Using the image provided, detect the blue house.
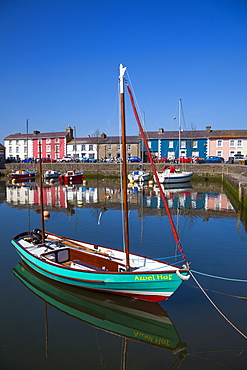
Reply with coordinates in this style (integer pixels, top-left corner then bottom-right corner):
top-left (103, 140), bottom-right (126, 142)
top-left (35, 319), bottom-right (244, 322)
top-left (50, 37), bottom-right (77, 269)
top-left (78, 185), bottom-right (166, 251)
top-left (140, 127), bottom-right (208, 161)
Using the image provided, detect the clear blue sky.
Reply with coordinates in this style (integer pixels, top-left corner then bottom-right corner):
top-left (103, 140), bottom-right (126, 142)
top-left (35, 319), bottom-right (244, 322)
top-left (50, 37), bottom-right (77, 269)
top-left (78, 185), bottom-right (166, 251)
top-left (1, 0), bottom-right (247, 142)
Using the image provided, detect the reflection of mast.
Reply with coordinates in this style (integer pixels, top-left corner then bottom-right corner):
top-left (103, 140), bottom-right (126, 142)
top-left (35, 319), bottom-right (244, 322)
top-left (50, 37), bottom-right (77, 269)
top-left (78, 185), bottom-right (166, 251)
top-left (44, 302), bottom-right (48, 358)
top-left (121, 338), bottom-right (128, 370)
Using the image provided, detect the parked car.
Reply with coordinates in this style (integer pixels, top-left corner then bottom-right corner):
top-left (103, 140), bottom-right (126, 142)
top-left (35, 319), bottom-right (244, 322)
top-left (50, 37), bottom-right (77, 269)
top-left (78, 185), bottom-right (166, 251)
top-left (194, 157), bottom-right (205, 164)
top-left (204, 156), bottom-right (224, 163)
top-left (152, 157), bottom-right (168, 162)
top-left (228, 154), bottom-right (247, 164)
top-left (81, 157), bottom-right (89, 162)
top-left (61, 156), bottom-right (73, 162)
top-left (88, 158), bottom-right (97, 163)
top-left (128, 157), bottom-right (142, 163)
top-left (175, 157), bottom-right (193, 163)
top-left (41, 158), bottom-right (56, 163)
top-left (22, 158), bottom-right (34, 163)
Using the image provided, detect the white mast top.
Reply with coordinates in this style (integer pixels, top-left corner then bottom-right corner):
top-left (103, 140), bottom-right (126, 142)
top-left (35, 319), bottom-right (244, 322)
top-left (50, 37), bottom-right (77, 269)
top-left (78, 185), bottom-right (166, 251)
top-left (119, 64), bottom-right (126, 94)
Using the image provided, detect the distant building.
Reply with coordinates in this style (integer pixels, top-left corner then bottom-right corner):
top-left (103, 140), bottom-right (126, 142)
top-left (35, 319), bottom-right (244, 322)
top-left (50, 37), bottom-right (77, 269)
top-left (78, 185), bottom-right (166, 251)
top-left (4, 126), bottom-right (73, 161)
top-left (0, 143), bottom-right (5, 166)
top-left (143, 127), bottom-right (207, 160)
top-left (98, 132), bottom-right (139, 160)
top-left (67, 136), bottom-right (98, 159)
top-left (142, 126), bottom-right (247, 161)
top-left (67, 132), bottom-right (140, 161)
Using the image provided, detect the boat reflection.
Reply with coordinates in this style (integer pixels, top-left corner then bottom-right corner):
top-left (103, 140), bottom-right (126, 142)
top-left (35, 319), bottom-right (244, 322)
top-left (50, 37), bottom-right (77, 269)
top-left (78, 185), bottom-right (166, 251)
top-left (13, 261), bottom-right (186, 354)
top-left (6, 181), bottom-right (235, 215)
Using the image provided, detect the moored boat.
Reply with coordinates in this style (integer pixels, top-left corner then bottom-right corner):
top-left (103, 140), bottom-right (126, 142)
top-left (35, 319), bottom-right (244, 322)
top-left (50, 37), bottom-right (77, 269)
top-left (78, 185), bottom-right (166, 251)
top-left (43, 170), bottom-right (60, 179)
top-left (8, 169), bottom-right (36, 180)
top-left (128, 168), bottom-right (150, 182)
top-left (59, 170), bottom-right (85, 184)
top-left (156, 165), bottom-right (193, 184)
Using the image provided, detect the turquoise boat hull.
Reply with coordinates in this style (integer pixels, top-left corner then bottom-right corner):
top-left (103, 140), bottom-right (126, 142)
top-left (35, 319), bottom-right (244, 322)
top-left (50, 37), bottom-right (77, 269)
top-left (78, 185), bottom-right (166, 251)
top-left (11, 231), bottom-right (189, 302)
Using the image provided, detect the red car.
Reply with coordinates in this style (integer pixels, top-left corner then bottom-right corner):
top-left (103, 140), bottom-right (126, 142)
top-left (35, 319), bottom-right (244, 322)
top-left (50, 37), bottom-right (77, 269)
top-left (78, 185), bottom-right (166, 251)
top-left (41, 158), bottom-right (56, 163)
top-left (175, 157), bottom-right (193, 163)
top-left (152, 157), bottom-right (168, 162)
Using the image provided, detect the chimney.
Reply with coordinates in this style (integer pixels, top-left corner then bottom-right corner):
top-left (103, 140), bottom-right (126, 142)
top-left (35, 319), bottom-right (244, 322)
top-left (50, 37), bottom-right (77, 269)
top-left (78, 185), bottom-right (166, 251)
top-left (101, 132), bottom-right (106, 139)
top-left (33, 130), bottom-right (40, 135)
top-left (206, 126), bottom-right (212, 133)
top-left (66, 125), bottom-right (73, 141)
top-left (158, 128), bottom-right (164, 133)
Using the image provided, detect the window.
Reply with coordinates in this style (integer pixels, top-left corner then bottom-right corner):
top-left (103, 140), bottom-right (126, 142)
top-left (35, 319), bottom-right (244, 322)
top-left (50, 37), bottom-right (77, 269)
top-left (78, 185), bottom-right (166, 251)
top-left (16, 147), bottom-right (19, 153)
top-left (89, 153), bottom-right (95, 159)
top-left (9, 147), bottom-right (12, 153)
top-left (127, 144), bottom-right (131, 151)
top-left (46, 138), bottom-right (51, 143)
top-left (169, 141), bottom-right (173, 148)
top-left (237, 139), bottom-right (243, 147)
top-left (24, 146), bottom-right (27, 153)
top-left (55, 145), bottom-right (59, 152)
top-left (81, 144), bottom-right (85, 151)
top-left (24, 140), bottom-right (27, 145)
top-left (217, 151), bottom-right (222, 157)
top-left (16, 140), bottom-right (19, 145)
top-left (55, 138), bottom-right (59, 143)
top-left (192, 140), bottom-right (198, 148)
top-left (117, 144), bottom-right (121, 151)
top-left (108, 145), bottom-right (112, 151)
top-left (46, 145), bottom-right (51, 152)
top-left (192, 151), bottom-right (199, 157)
top-left (89, 144), bottom-right (93, 151)
top-left (229, 150), bottom-right (235, 157)
top-left (38, 139), bottom-right (42, 144)
top-left (181, 141), bottom-right (186, 148)
top-left (229, 139), bottom-right (235, 147)
top-left (9, 140), bottom-right (12, 145)
top-left (217, 140), bottom-right (223, 147)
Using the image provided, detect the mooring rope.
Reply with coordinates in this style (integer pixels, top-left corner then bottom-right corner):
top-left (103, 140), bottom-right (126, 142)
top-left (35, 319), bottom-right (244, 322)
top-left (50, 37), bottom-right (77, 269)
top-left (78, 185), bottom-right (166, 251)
top-left (191, 270), bottom-right (247, 283)
top-left (189, 271), bottom-right (247, 340)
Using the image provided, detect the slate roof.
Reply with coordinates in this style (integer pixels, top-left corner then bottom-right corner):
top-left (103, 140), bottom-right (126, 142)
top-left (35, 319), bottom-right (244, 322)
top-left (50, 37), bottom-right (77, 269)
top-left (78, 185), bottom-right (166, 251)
top-left (4, 131), bottom-right (68, 140)
top-left (68, 135), bottom-right (139, 145)
top-left (145, 129), bottom-right (247, 140)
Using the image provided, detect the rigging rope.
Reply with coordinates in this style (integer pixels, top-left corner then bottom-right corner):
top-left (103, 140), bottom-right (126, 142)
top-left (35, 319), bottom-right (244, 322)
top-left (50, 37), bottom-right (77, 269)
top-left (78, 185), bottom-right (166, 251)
top-left (191, 270), bottom-right (247, 283)
top-left (126, 82), bottom-right (187, 263)
top-left (190, 271), bottom-right (247, 340)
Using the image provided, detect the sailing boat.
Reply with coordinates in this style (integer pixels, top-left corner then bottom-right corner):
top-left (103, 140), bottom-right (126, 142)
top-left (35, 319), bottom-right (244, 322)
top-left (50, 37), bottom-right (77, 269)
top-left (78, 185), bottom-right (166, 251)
top-left (157, 100), bottom-right (193, 184)
top-left (11, 64), bottom-right (190, 303)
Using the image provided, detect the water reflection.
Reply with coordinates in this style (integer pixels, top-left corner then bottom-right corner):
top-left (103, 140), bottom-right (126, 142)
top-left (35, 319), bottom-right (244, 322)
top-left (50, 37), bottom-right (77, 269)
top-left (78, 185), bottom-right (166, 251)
top-left (5, 180), bottom-right (235, 215)
top-left (14, 261), bottom-right (186, 360)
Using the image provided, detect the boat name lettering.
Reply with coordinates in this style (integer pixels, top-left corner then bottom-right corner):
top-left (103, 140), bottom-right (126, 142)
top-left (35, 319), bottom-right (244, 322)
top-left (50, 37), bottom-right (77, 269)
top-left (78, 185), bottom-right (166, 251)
top-left (134, 331), bottom-right (154, 342)
top-left (134, 274), bottom-right (173, 281)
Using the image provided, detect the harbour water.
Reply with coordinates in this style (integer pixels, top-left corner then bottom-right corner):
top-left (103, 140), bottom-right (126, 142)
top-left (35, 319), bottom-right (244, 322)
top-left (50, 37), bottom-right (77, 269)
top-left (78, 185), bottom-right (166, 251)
top-left (0, 178), bottom-right (246, 369)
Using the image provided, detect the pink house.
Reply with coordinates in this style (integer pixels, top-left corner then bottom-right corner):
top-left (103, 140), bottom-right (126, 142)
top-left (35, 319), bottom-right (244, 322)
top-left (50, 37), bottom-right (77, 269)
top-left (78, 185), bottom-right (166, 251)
top-left (32, 126), bottom-right (73, 160)
top-left (206, 127), bottom-right (247, 160)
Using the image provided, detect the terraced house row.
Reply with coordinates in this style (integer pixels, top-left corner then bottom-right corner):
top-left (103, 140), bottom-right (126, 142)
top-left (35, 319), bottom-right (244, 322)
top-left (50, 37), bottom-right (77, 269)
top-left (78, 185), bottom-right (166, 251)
top-left (3, 125), bottom-right (247, 162)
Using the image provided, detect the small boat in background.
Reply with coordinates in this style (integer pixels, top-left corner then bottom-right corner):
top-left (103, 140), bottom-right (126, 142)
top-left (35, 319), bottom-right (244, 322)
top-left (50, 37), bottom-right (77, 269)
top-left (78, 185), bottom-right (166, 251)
top-left (43, 170), bottom-right (60, 180)
top-left (157, 165), bottom-right (193, 184)
top-left (8, 169), bottom-right (36, 180)
top-left (128, 168), bottom-right (150, 182)
top-left (59, 170), bottom-right (85, 184)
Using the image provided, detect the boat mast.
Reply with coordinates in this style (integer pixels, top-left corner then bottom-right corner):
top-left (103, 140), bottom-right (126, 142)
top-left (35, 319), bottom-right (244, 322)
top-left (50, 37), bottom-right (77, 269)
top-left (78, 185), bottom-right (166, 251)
top-left (39, 145), bottom-right (45, 244)
top-left (119, 64), bottom-right (130, 269)
top-left (178, 99), bottom-right (182, 160)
